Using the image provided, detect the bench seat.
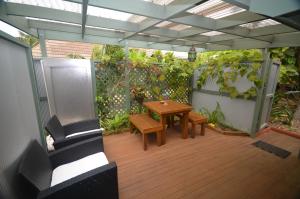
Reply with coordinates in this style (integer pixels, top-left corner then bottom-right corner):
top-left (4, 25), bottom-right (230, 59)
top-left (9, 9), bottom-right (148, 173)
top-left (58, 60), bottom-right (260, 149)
top-left (129, 114), bottom-right (163, 150)
top-left (175, 111), bottom-right (207, 138)
top-left (188, 111), bottom-right (207, 138)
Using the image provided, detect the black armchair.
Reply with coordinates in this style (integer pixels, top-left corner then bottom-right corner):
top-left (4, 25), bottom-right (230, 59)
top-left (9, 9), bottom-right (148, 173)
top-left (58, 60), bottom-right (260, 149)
top-left (18, 137), bottom-right (119, 199)
top-left (45, 115), bottom-right (104, 150)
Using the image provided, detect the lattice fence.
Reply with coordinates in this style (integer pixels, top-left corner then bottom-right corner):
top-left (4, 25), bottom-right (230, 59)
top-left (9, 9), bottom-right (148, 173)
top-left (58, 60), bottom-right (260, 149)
top-left (95, 63), bottom-right (190, 119)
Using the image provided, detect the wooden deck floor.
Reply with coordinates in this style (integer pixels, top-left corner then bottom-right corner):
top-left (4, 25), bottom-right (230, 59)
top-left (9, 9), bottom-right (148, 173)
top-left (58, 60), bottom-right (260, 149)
top-left (104, 126), bottom-right (300, 199)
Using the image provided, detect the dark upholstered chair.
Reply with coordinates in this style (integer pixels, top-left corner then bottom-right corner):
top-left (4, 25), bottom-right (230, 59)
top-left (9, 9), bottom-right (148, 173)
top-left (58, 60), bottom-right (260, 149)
top-left (18, 137), bottom-right (118, 199)
top-left (45, 115), bottom-right (103, 150)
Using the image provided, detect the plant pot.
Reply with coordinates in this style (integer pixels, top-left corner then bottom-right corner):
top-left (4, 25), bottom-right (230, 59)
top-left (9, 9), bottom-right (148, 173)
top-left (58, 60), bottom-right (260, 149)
top-left (135, 96), bottom-right (144, 104)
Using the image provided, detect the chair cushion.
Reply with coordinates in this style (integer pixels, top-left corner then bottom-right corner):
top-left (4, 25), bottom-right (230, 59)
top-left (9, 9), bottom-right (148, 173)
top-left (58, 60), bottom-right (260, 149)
top-left (19, 140), bottom-right (52, 191)
top-left (51, 152), bottom-right (109, 187)
top-left (45, 115), bottom-right (65, 141)
top-left (65, 129), bottom-right (101, 138)
top-left (46, 135), bottom-right (55, 151)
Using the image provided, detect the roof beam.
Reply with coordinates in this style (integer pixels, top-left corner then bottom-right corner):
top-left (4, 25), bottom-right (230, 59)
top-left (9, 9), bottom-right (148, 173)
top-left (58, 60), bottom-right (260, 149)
top-left (27, 19), bottom-right (193, 47)
top-left (5, 2), bottom-right (139, 32)
top-left (5, 2), bottom-right (280, 45)
top-left (0, 3), bottom-right (37, 36)
top-left (41, 29), bottom-right (204, 52)
top-left (81, 0), bottom-right (88, 38)
top-left (121, 0), bottom-right (208, 40)
top-left (67, 0), bottom-right (167, 19)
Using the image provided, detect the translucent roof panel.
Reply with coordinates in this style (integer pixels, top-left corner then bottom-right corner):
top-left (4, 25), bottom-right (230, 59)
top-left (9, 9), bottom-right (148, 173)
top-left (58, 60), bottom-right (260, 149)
top-left (143, 0), bottom-right (175, 6)
top-left (6, 0), bottom-right (81, 13)
top-left (187, 0), bottom-right (245, 19)
top-left (128, 16), bottom-right (148, 23)
top-left (240, 19), bottom-right (280, 29)
top-left (87, 6), bottom-right (132, 21)
top-left (155, 21), bottom-right (172, 28)
top-left (0, 20), bottom-right (24, 37)
top-left (201, 31), bottom-right (224, 36)
top-left (155, 21), bottom-right (191, 31)
top-left (169, 24), bottom-right (192, 31)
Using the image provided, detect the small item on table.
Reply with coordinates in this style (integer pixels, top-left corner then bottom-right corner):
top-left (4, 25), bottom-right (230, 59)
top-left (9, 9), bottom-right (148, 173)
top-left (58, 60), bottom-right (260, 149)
top-left (160, 101), bottom-right (168, 105)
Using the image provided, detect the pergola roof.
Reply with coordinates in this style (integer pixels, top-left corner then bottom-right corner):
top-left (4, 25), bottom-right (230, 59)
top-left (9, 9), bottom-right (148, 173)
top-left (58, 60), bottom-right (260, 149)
top-left (1, 0), bottom-right (300, 51)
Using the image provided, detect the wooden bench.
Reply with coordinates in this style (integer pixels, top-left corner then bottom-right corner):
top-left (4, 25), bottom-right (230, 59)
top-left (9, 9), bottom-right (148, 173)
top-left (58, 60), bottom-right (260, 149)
top-left (129, 114), bottom-right (163, 150)
top-left (188, 111), bottom-right (207, 138)
top-left (175, 111), bottom-right (207, 138)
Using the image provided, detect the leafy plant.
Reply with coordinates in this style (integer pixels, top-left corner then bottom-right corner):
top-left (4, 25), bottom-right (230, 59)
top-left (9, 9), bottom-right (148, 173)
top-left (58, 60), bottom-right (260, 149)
top-left (199, 102), bottom-right (225, 125)
top-left (18, 32), bottom-right (39, 47)
top-left (196, 49), bottom-right (263, 99)
top-left (129, 49), bottom-right (148, 67)
top-left (270, 47), bottom-right (299, 89)
top-left (91, 45), bottom-right (104, 61)
top-left (92, 44), bottom-right (124, 66)
top-left (67, 53), bottom-right (85, 59)
top-left (102, 113), bottom-right (129, 133)
top-left (270, 93), bottom-right (298, 125)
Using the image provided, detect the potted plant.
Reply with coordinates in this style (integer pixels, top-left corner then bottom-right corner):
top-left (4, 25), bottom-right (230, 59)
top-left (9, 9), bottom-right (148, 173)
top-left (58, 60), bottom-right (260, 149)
top-left (131, 86), bottom-right (147, 105)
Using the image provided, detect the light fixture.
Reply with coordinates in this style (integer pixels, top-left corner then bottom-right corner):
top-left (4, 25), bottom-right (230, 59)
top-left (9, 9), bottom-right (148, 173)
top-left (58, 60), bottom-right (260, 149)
top-left (188, 46), bottom-right (196, 62)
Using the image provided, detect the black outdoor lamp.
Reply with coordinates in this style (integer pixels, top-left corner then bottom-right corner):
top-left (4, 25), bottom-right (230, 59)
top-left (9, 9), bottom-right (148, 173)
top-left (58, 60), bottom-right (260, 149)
top-left (188, 45), bottom-right (196, 62)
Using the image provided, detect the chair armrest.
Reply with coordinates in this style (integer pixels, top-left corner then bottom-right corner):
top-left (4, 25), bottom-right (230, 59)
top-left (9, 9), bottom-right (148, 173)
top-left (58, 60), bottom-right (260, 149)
top-left (63, 118), bottom-right (100, 135)
top-left (53, 131), bottom-right (103, 150)
top-left (38, 162), bottom-right (118, 199)
top-left (50, 137), bottom-right (104, 168)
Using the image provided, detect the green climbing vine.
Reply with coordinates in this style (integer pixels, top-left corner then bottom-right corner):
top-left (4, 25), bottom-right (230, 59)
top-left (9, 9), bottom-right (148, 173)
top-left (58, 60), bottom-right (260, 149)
top-left (196, 49), bottom-right (263, 99)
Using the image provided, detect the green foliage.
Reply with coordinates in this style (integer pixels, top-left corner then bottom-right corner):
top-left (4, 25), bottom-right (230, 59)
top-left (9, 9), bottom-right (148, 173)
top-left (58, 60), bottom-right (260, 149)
top-left (102, 113), bottom-right (129, 134)
top-left (270, 93), bottom-right (297, 125)
top-left (95, 49), bottom-right (195, 133)
top-left (129, 49), bottom-right (148, 67)
top-left (18, 32), bottom-right (39, 47)
top-left (196, 49), bottom-right (263, 99)
top-left (91, 44), bottom-right (124, 65)
top-left (91, 45), bottom-right (104, 61)
top-left (105, 45), bottom-right (125, 65)
top-left (270, 47), bottom-right (299, 88)
top-left (199, 102), bottom-right (225, 124)
top-left (66, 53), bottom-right (85, 59)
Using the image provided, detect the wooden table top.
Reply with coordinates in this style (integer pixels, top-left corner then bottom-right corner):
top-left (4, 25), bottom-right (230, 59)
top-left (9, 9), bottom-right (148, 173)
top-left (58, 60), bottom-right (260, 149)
top-left (143, 100), bottom-right (192, 115)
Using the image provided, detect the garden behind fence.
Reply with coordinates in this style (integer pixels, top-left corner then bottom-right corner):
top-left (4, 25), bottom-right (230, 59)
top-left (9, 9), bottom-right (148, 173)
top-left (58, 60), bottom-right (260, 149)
top-left (95, 62), bottom-right (191, 120)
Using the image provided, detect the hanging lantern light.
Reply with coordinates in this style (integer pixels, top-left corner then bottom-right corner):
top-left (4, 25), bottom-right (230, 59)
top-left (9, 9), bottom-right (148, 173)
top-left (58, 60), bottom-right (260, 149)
top-left (188, 46), bottom-right (196, 62)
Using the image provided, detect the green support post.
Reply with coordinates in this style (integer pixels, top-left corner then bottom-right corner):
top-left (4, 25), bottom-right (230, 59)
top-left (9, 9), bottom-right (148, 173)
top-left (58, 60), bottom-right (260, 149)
top-left (38, 29), bottom-right (47, 57)
top-left (124, 40), bottom-right (131, 113)
top-left (250, 48), bottom-right (271, 137)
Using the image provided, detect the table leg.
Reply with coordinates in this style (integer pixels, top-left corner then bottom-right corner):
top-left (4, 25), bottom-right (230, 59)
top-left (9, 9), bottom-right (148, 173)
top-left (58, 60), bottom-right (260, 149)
top-left (182, 112), bottom-right (189, 139)
top-left (156, 131), bottom-right (162, 146)
top-left (160, 115), bottom-right (167, 144)
top-left (166, 116), bottom-right (171, 128)
top-left (147, 109), bottom-right (152, 117)
top-left (129, 122), bottom-right (134, 134)
top-left (170, 115), bottom-right (175, 127)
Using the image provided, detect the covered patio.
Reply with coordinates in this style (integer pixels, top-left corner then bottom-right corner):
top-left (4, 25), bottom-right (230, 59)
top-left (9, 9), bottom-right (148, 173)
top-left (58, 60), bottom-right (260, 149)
top-left (105, 127), bottom-right (300, 199)
top-left (1, 0), bottom-right (300, 198)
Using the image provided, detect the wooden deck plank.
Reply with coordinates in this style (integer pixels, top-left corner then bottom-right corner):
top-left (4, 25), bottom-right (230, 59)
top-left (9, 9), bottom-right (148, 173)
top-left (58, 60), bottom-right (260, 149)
top-left (104, 127), bottom-right (300, 199)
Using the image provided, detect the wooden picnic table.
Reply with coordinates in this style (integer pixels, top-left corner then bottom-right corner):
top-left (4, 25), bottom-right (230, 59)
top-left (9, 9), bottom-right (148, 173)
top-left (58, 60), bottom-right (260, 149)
top-left (143, 100), bottom-right (192, 144)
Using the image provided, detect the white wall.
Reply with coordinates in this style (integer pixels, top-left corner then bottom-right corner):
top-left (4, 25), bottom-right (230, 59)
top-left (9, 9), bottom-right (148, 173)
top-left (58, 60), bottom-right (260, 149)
top-left (192, 68), bottom-right (257, 133)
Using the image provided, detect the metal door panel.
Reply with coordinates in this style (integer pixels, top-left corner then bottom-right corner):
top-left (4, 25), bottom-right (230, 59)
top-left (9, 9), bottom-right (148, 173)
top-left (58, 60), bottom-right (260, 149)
top-left (42, 59), bottom-right (95, 125)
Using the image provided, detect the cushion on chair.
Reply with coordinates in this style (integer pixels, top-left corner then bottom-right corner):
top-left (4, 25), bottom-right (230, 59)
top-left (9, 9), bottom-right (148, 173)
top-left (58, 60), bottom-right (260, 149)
top-left (51, 152), bottom-right (109, 187)
top-left (65, 128), bottom-right (101, 138)
top-left (45, 115), bottom-right (65, 141)
top-left (19, 140), bottom-right (52, 191)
